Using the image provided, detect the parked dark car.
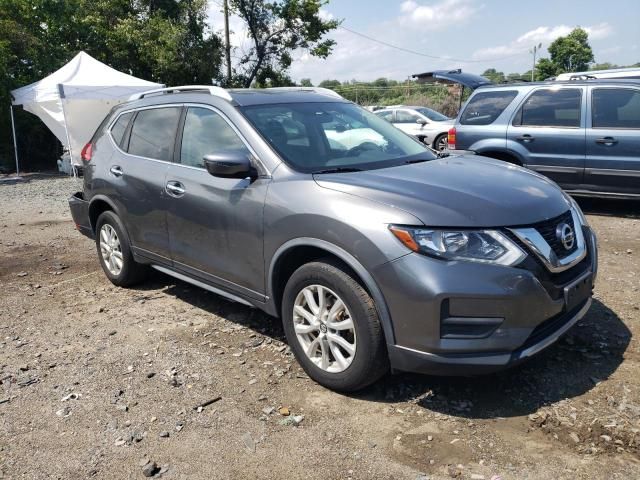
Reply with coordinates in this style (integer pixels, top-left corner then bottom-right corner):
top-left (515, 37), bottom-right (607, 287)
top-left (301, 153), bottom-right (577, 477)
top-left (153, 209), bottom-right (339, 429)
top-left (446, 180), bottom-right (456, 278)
top-left (69, 85), bottom-right (597, 391)
top-left (448, 79), bottom-right (640, 198)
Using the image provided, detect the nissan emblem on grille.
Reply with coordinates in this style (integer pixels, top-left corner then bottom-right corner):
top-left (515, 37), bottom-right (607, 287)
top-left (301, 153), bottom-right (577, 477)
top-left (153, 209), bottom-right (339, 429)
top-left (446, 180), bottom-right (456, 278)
top-left (556, 223), bottom-right (575, 250)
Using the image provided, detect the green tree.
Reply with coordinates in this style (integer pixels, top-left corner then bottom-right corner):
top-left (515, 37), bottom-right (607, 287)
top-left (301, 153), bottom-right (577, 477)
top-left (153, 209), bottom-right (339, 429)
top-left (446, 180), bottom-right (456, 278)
top-left (299, 78), bottom-right (313, 87)
top-left (535, 57), bottom-right (558, 80)
top-left (481, 68), bottom-right (505, 83)
top-left (230, 0), bottom-right (339, 87)
top-left (548, 27), bottom-right (594, 72)
top-left (318, 79), bottom-right (341, 89)
top-left (0, 0), bottom-right (223, 171)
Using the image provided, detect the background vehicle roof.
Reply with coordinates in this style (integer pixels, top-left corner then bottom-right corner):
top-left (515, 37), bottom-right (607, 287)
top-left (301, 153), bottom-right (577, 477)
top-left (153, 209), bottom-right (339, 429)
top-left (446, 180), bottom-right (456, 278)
top-left (476, 78), bottom-right (640, 90)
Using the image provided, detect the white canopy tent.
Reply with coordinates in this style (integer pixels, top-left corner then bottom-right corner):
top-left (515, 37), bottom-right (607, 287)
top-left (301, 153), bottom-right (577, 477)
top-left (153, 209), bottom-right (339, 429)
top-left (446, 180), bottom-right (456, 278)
top-left (10, 51), bottom-right (163, 168)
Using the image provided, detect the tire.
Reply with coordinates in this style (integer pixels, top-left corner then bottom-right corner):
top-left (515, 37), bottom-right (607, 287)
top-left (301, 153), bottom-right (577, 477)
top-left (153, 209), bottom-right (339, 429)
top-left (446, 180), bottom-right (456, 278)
top-left (433, 133), bottom-right (448, 151)
top-left (95, 211), bottom-right (147, 287)
top-left (281, 259), bottom-right (389, 391)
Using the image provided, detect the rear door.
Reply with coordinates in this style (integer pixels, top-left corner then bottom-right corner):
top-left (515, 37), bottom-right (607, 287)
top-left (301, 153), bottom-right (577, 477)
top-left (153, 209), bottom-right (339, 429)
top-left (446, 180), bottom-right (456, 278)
top-left (111, 106), bottom-right (181, 262)
top-left (506, 87), bottom-right (586, 188)
top-left (165, 105), bottom-right (269, 298)
top-left (585, 86), bottom-right (640, 195)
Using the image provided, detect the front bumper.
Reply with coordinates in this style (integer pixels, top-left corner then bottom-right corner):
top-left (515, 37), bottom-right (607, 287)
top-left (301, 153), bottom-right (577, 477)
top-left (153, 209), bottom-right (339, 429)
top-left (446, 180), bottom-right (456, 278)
top-left (374, 226), bottom-right (597, 375)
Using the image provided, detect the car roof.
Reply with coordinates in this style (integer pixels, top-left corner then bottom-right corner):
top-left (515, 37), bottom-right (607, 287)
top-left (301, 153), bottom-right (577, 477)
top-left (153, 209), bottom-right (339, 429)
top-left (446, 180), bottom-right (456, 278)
top-left (227, 89), bottom-right (349, 106)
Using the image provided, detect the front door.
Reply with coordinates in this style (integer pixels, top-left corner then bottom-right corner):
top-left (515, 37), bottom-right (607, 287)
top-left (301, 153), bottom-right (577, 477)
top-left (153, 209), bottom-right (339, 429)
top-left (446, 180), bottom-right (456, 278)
top-left (165, 106), bottom-right (269, 299)
top-left (585, 86), bottom-right (640, 195)
top-left (507, 87), bottom-right (586, 188)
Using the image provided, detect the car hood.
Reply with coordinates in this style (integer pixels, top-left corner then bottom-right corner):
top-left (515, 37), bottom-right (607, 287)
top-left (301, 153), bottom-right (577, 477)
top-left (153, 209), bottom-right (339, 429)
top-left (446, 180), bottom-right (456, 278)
top-left (313, 155), bottom-right (571, 227)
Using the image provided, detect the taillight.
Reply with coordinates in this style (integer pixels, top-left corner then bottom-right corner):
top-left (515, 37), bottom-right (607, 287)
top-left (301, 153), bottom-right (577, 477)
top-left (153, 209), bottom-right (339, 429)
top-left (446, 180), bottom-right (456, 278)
top-left (81, 142), bottom-right (93, 162)
top-left (447, 127), bottom-right (456, 150)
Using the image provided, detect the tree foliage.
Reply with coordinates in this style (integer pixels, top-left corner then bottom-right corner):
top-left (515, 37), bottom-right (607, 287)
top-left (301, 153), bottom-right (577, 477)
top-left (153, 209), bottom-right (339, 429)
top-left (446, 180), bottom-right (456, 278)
top-left (533, 27), bottom-right (594, 80)
top-left (229, 0), bottom-right (339, 87)
top-left (0, 0), bottom-right (221, 170)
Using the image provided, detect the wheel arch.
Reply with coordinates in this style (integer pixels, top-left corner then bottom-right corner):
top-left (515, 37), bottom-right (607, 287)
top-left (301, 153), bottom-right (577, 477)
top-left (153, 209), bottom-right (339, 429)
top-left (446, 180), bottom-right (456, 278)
top-left (267, 238), bottom-right (396, 345)
top-left (88, 195), bottom-right (121, 233)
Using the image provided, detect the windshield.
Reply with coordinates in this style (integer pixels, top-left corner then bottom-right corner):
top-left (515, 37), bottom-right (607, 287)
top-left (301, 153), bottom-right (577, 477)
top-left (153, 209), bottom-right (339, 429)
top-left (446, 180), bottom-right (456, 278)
top-left (415, 107), bottom-right (450, 122)
top-left (240, 102), bottom-right (434, 173)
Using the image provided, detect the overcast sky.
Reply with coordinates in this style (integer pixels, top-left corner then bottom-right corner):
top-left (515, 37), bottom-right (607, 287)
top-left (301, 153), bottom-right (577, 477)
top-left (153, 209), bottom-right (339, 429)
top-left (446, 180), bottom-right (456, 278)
top-left (208, 0), bottom-right (640, 84)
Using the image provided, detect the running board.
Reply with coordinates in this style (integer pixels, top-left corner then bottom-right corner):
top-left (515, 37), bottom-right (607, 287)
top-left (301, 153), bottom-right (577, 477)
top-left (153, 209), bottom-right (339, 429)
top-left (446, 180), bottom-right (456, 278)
top-left (151, 265), bottom-right (253, 307)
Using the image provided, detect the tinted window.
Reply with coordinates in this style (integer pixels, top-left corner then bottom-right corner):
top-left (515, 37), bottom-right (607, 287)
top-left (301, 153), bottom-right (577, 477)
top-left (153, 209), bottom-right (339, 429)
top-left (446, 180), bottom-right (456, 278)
top-left (128, 107), bottom-right (181, 161)
top-left (375, 110), bottom-right (394, 122)
top-left (180, 107), bottom-right (248, 169)
top-left (110, 112), bottom-right (133, 146)
top-left (395, 110), bottom-right (420, 123)
top-left (516, 88), bottom-right (581, 127)
top-left (460, 90), bottom-right (518, 125)
top-left (592, 88), bottom-right (640, 129)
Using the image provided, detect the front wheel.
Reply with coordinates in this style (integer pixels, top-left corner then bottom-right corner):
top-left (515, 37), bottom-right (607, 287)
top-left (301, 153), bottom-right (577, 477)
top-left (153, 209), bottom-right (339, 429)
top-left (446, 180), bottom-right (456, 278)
top-left (281, 259), bottom-right (389, 391)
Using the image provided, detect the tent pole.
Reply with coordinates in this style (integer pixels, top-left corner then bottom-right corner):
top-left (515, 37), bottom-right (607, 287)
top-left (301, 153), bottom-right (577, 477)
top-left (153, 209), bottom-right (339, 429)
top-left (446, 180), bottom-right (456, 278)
top-left (10, 104), bottom-right (19, 174)
top-left (57, 84), bottom-right (76, 178)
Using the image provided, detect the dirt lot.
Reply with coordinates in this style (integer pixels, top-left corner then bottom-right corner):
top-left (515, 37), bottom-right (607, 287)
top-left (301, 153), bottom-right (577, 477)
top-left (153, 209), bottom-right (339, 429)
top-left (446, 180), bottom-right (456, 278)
top-left (1, 175), bottom-right (639, 479)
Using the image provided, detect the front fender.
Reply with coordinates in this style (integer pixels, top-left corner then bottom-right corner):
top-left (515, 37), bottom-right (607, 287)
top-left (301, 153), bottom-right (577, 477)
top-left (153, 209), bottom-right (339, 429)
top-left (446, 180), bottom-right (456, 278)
top-left (266, 237), bottom-right (398, 345)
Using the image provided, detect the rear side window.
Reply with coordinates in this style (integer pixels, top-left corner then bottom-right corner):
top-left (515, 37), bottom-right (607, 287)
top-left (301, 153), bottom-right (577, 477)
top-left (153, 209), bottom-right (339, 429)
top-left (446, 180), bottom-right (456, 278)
top-left (460, 90), bottom-right (518, 125)
top-left (127, 107), bottom-right (181, 161)
top-left (179, 107), bottom-right (248, 169)
top-left (110, 112), bottom-right (133, 147)
top-left (514, 88), bottom-right (582, 128)
top-left (592, 88), bottom-right (640, 129)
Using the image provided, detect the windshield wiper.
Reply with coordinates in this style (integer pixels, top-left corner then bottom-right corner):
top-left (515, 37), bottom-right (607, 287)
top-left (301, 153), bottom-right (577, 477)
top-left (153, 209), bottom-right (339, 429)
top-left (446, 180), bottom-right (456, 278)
top-left (404, 157), bottom-right (431, 165)
top-left (313, 167), bottom-right (363, 174)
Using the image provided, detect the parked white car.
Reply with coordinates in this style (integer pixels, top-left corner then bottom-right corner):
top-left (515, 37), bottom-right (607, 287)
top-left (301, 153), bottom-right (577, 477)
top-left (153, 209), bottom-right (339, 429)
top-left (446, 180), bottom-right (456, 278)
top-left (375, 106), bottom-right (454, 151)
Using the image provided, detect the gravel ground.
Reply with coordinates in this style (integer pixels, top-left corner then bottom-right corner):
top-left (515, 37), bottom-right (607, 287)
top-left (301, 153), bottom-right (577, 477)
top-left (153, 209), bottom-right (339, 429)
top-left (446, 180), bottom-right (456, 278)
top-left (1, 174), bottom-right (639, 479)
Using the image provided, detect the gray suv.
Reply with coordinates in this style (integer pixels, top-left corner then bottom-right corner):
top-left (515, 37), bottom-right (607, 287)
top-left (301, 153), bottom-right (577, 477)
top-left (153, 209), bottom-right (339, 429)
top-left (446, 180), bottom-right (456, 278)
top-left (69, 86), bottom-right (598, 391)
top-left (450, 79), bottom-right (640, 198)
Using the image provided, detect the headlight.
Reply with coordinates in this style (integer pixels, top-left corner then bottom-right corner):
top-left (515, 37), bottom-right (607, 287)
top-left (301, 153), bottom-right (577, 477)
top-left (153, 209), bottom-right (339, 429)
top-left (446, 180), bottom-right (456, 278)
top-left (389, 225), bottom-right (526, 266)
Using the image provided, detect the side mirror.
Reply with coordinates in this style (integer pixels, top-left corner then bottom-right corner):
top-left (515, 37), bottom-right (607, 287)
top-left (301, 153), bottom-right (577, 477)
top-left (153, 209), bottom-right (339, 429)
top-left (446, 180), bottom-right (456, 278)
top-left (203, 153), bottom-right (253, 178)
top-left (416, 118), bottom-right (427, 125)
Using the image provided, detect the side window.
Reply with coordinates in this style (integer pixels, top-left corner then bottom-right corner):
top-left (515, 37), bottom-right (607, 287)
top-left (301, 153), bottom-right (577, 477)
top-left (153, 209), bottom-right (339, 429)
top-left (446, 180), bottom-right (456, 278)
top-left (180, 107), bottom-right (249, 169)
top-left (110, 112), bottom-right (133, 147)
top-left (395, 110), bottom-right (420, 123)
top-left (128, 107), bottom-right (181, 161)
top-left (515, 88), bottom-right (582, 128)
top-left (460, 90), bottom-right (518, 125)
top-left (592, 88), bottom-right (640, 129)
top-left (375, 111), bottom-right (394, 122)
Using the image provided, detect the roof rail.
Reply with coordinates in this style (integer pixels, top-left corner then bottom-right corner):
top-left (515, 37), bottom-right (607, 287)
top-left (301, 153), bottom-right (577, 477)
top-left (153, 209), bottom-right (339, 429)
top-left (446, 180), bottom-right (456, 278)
top-left (265, 87), bottom-right (343, 99)
top-left (128, 85), bottom-right (233, 102)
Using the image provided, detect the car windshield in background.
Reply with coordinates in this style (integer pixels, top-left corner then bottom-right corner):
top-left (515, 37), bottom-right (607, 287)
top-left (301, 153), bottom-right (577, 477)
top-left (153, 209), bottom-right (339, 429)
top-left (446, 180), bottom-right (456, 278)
top-left (240, 102), bottom-right (433, 173)
top-left (460, 90), bottom-right (518, 125)
top-left (415, 107), bottom-right (450, 122)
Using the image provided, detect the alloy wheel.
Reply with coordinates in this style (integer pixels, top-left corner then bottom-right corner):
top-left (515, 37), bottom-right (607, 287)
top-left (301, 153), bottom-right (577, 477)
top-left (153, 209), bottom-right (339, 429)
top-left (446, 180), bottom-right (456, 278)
top-left (99, 224), bottom-right (123, 276)
top-left (292, 284), bottom-right (356, 373)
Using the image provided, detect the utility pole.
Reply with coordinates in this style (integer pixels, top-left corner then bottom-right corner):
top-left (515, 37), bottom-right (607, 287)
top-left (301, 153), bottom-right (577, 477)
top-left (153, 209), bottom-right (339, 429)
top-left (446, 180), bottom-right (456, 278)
top-left (530, 43), bottom-right (542, 81)
top-left (224, 0), bottom-right (232, 85)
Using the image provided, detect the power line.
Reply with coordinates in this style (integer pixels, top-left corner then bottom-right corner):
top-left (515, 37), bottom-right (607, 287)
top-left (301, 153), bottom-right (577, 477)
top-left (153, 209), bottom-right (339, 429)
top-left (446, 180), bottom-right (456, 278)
top-left (338, 25), bottom-right (527, 64)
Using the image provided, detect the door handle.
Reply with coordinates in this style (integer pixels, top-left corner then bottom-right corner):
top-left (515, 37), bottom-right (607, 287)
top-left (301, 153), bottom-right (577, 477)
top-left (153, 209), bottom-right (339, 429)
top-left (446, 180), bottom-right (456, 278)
top-left (109, 165), bottom-right (123, 177)
top-left (165, 181), bottom-right (185, 197)
top-left (595, 137), bottom-right (618, 146)
top-left (516, 134), bottom-right (534, 142)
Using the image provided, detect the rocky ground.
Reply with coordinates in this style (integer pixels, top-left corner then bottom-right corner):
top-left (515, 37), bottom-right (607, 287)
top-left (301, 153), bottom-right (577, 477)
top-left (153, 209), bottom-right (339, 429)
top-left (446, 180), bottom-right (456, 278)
top-left (0, 174), bottom-right (639, 480)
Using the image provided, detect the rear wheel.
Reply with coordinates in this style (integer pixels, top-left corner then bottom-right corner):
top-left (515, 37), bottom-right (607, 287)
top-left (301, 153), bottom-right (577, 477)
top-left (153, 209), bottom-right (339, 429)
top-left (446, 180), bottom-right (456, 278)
top-left (95, 211), bottom-right (147, 287)
top-left (433, 133), bottom-right (448, 151)
top-left (282, 259), bottom-right (388, 391)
